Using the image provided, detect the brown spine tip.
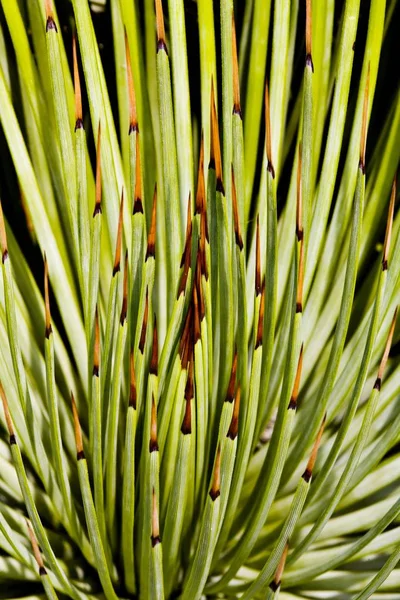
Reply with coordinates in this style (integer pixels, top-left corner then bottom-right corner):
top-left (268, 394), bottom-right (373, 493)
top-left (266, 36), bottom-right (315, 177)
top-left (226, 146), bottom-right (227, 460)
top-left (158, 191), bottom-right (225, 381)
top-left (225, 350), bottom-right (238, 403)
top-left (113, 189), bottom-right (124, 276)
top-left (71, 392), bottom-right (85, 460)
top-left (210, 79), bottom-right (224, 192)
top-left (265, 81), bottom-right (275, 178)
top-left (0, 200), bottom-right (8, 262)
top-left (182, 325), bottom-right (194, 371)
top-left (185, 192), bottom-right (192, 250)
top-left (373, 377), bottom-right (381, 391)
top-left (296, 237), bottom-right (305, 314)
top-left (209, 444), bottom-right (221, 501)
top-left (375, 306), bottom-right (398, 386)
top-left (124, 30), bottom-right (138, 134)
top-left (200, 211), bottom-right (209, 279)
top-left (177, 229), bottom-right (192, 299)
top-left (20, 189), bottom-right (35, 241)
top-left (382, 175), bottom-right (396, 271)
top-left (296, 143), bottom-right (303, 241)
top-left (150, 315), bottom-right (158, 375)
top-left (93, 122), bottom-right (102, 217)
top-left (232, 13), bottom-right (242, 118)
top-left (255, 281), bottom-right (265, 349)
top-left (75, 118), bottom-right (84, 131)
top-left (155, 0), bottom-right (168, 54)
top-left (151, 487), bottom-right (161, 546)
top-left (195, 133), bottom-right (205, 215)
top-left (232, 166), bottom-right (244, 251)
top-left (196, 253), bottom-right (205, 321)
top-left (199, 137), bottom-right (210, 244)
top-left (139, 288), bottom-right (149, 354)
top-left (227, 386), bottom-right (241, 440)
top-left (120, 251), bottom-right (129, 325)
top-left (184, 359), bottom-right (194, 402)
top-left (270, 543), bottom-right (289, 592)
top-left (45, 0), bottom-right (57, 32)
top-left (133, 132), bottom-right (144, 214)
top-left (181, 396), bottom-right (192, 435)
top-left (192, 278), bottom-right (201, 344)
top-left (302, 414), bottom-right (326, 482)
top-left (93, 307), bottom-right (100, 377)
top-left (288, 344), bottom-right (304, 410)
top-left (255, 215), bottom-right (262, 296)
top-left (145, 184), bottom-right (157, 261)
top-left (129, 349), bottom-right (137, 408)
top-left (73, 34), bottom-right (83, 129)
top-left (46, 16), bottom-right (57, 32)
top-left (26, 520), bottom-right (45, 574)
top-left (149, 394), bottom-right (159, 452)
top-left (44, 254), bottom-right (52, 339)
top-left (359, 63), bottom-right (370, 174)
top-left (305, 0), bottom-right (313, 71)
top-left (0, 382), bottom-right (15, 440)
top-left (27, 525), bottom-right (47, 578)
top-left (180, 193), bottom-right (192, 268)
top-left (178, 306), bottom-right (192, 364)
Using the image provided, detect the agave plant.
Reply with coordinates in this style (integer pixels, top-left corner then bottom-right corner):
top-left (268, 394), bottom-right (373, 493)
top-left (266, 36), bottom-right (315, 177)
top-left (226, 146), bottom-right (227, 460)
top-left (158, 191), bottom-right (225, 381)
top-left (0, 0), bottom-right (399, 598)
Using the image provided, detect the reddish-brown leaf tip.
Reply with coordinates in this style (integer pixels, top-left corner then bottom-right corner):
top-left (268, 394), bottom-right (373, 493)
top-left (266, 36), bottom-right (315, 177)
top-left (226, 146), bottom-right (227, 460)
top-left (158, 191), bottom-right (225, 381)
top-left (232, 166), bottom-right (244, 250)
top-left (305, 0), bottom-right (313, 71)
top-left (265, 81), bottom-right (275, 178)
top-left (113, 189), bottom-right (124, 276)
top-left (359, 63), bottom-right (370, 174)
top-left (296, 143), bottom-right (303, 241)
top-left (288, 344), bottom-right (304, 409)
top-left (210, 79), bottom-right (225, 193)
top-left (146, 185), bottom-right (157, 261)
top-left (302, 414), bottom-right (326, 482)
top-left (129, 349), bottom-right (137, 409)
top-left (155, 0), bottom-right (168, 53)
top-left (195, 133), bottom-right (205, 215)
top-left (270, 543), bottom-right (289, 592)
top-left (255, 281), bottom-right (265, 349)
top-left (120, 251), bottom-right (129, 325)
top-left (255, 215), bottom-right (262, 295)
top-left (375, 306), bottom-right (398, 386)
top-left (44, 253), bottom-right (52, 339)
top-left (0, 199), bottom-right (8, 262)
top-left (232, 13), bottom-right (242, 118)
top-left (150, 315), bottom-right (158, 375)
top-left (151, 487), bottom-right (161, 546)
top-left (133, 132), bottom-right (144, 214)
top-left (139, 288), bottom-right (149, 354)
top-left (149, 393), bottom-right (159, 452)
top-left (209, 444), bottom-right (221, 501)
top-left (296, 236), bottom-right (305, 314)
top-left (382, 175), bottom-right (396, 271)
top-left (71, 392), bottom-right (85, 460)
top-left (124, 30), bottom-right (138, 134)
top-left (93, 121), bottom-right (102, 216)
top-left (93, 306), bottom-right (100, 377)
top-left (0, 381), bottom-right (15, 442)
top-left (45, 0), bottom-right (57, 33)
top-left (227, 386), bottom-right (241, 440)
top-left (225, 350), bottom-right (238, 403)
top-left (73, 34), bottom-right (83, 128)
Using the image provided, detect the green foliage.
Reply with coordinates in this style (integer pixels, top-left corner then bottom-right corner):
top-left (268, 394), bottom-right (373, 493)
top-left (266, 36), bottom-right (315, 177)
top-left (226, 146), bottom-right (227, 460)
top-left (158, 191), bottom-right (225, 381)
top-left (0, 0), bottom-right (399, 598)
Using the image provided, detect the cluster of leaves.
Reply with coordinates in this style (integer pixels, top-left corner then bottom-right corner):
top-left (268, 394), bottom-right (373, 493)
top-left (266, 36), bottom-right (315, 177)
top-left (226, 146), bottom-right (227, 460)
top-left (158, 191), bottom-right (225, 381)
top-left (0, 0), bottom-right (399, 599)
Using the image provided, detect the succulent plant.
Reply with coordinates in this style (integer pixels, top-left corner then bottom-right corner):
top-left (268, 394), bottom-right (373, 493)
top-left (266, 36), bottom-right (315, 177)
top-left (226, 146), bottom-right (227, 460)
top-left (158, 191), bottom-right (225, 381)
top-left (0, 0), bottom-right (399, 598)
